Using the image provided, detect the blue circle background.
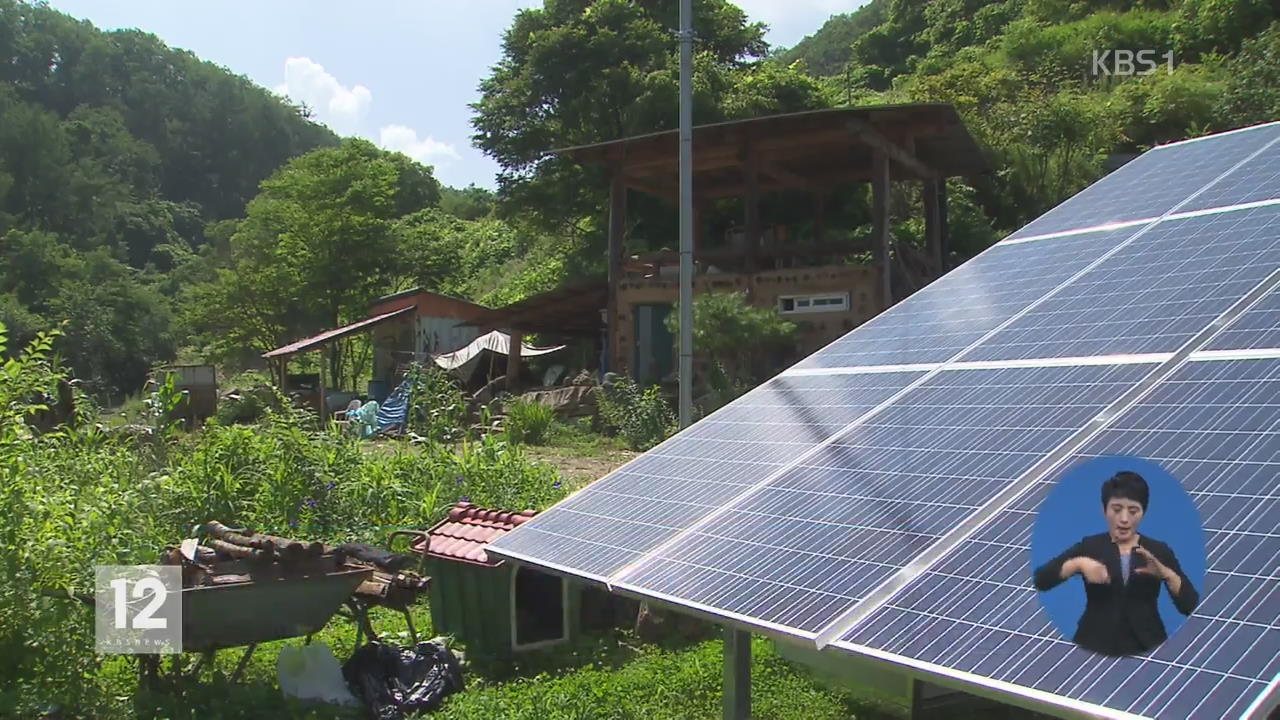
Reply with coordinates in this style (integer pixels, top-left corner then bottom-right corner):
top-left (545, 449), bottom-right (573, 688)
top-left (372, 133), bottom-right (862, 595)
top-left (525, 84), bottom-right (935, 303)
top-left (1030, 455), bottom-right (1207, 647)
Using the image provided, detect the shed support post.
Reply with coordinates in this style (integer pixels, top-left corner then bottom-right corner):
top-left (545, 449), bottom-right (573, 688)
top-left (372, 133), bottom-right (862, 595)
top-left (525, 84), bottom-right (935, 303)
top-left (871, 150), bottom-right (892, 309)
top-left (506, 331), bottom-right (523, 391)
top-left (924, 176), bottom-right (944, 278)
top-left (317, 346), bottom-right (326, 421)
top-left (723, 627), bottom-right (751, 720)
top-left (743, 151), bottom-right (761, 273)
top-left (607, 170), bottom-right (627, 374)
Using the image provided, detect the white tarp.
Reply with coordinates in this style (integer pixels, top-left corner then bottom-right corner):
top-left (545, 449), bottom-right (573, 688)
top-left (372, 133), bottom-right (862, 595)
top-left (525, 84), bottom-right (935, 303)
top-left (430, 330), bottom-right (565, 375)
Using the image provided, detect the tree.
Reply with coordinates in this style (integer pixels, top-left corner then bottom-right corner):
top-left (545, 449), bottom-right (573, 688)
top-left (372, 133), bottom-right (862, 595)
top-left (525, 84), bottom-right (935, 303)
top-left (189, 140), bottom-right (442, 383)
top-left (664, 291), bottom-right (796, 398)
top-left (471, 0), bottom-right (827, 232)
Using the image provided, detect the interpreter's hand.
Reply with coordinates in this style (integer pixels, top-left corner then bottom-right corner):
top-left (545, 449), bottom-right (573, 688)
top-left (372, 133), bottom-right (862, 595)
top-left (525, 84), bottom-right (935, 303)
top-left (1133, 546), bottom-right (1171, 582)
top-left (1072, 557), bottom-right (1110, 584)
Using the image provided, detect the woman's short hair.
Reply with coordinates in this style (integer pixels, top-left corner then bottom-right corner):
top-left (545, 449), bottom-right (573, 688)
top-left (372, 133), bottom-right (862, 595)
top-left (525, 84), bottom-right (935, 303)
top-left (1102, 471), bottom-right (1149, 511)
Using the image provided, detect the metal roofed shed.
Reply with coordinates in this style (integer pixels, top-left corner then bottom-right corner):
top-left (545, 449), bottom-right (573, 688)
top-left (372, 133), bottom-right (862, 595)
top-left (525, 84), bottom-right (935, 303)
top-left (484, 120), bottom-right (1280, 720)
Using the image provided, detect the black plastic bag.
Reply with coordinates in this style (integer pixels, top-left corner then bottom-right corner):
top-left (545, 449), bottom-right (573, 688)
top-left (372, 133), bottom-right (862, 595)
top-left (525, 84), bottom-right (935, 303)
top-left (342, 641), bottom-right (465, 719)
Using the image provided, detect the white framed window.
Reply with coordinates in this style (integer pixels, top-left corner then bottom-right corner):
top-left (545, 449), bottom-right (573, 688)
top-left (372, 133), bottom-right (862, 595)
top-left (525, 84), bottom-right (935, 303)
top-left (778, 292), bottom-right (849, 315)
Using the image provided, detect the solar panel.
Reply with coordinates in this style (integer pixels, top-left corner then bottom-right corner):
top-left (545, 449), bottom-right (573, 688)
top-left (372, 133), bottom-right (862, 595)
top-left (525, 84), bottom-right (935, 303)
top-left (1180, 135), bottom-right (1280, 213)
top-left (613, 362), bottom-right (1156, 635)
top-left (792, 227), bottom-right (1133, 370)
top-left (486, 370), bottom-right (925, 579)
top-left (1006, 122), bottom-right (1280, 241)
top-left (837, 356), bottom-right (1280, 720)
top-left (487, 121), bottom-right (1280, 720)
top-left (1205, 288), bottom-right (1280, 352)
top-left (967, 204), bottom-right (1280, 361)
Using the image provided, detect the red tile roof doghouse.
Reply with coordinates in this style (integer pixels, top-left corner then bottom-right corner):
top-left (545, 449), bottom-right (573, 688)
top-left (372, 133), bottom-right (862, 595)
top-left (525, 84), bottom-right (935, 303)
top-left (412, 502), bottom-right (538, 568)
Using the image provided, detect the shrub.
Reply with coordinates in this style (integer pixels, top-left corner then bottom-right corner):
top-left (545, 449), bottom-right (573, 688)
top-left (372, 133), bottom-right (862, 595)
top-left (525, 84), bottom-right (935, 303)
top-left (406, 362), bottom-right (467, 443)
top-left (598, 377), bottom-right (675, 451)
top-left (505, 398), bottom-right (555, 445)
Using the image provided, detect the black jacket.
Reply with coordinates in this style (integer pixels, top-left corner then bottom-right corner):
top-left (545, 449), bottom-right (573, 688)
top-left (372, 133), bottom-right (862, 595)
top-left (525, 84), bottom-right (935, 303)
top-left (1033, 533), bottom-right (1199, 656)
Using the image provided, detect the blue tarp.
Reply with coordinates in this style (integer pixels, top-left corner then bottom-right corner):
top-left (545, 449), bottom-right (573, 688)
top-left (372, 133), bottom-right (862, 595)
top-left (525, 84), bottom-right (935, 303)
top-left (375, 376), bottom-right (412, 432)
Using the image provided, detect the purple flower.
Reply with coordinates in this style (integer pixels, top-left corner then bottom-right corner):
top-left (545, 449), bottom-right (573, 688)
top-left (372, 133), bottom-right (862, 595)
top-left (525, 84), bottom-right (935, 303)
top-left (553, 481), bottom-right (562, 490)
top-left (455, 475), bottom-right (464, 485)
top-left (324, 481), bottom-right (336, 491)
top-left (459, 496), bottom-right (470, 503)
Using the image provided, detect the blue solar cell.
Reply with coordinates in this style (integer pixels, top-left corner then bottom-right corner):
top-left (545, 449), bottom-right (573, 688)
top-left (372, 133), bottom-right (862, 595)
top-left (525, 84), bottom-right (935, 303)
top-left (486, 371), bottom-right (923, 579)
top-left (967, 204), bottom-right (1280, 361)
top-left (1006, 123), bottom-right (1280, 241)
top-left (794, 227), bottom-right (1131, 370)
top-left (1205, 288), bottom-right (1280, 351)
top-left (839, 358), bottom-right (1280, 720)
top-left (615, 362), bottom-right (1154, 635)
top-left (1181, 134), bottom-right (1280, 212)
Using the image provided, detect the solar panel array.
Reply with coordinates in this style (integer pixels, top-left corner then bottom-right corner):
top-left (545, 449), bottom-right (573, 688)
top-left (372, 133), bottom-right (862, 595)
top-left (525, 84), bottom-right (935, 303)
top-left (488, 120), bottom-right (1280, 720)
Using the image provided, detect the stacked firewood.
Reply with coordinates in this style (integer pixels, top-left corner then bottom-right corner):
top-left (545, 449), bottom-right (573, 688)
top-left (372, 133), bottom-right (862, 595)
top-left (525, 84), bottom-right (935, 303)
top-left (160, 521), bottom-right (429, 605)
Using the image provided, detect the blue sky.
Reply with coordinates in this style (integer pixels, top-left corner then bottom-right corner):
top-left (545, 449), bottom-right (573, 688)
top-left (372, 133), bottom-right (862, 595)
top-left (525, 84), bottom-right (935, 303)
top-left (45, 1), bottom-right (865, 190)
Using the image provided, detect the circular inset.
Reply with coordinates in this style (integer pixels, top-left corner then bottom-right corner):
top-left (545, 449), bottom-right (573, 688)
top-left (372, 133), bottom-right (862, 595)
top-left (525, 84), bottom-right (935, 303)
top-left (1030, 455), bottom-right (1206, 657)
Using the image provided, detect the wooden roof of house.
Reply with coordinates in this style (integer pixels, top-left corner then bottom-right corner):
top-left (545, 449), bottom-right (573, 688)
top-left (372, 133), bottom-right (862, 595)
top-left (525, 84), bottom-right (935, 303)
top-left (552, 104), bottom-right (989, 200)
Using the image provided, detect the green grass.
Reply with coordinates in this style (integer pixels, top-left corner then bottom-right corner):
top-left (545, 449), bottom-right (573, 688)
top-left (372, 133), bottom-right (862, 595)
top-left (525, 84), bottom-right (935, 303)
top-left (544, 419), bottom-right (628, 456)
top-left (436, 632), bottom-right (902, 720)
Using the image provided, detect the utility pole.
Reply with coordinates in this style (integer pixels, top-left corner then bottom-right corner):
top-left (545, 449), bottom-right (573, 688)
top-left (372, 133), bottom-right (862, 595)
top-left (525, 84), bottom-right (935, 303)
top-left (678, 0), bottom-right (694, 430)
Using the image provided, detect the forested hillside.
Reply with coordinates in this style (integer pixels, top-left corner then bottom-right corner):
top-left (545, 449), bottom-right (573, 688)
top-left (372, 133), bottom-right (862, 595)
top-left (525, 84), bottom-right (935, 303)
top-left (3, 0), bottom-right (1280, 401)
top-left (779, 0), bottom-right (1280, 235)
top-left (0, 0), bottom-right (341, 396)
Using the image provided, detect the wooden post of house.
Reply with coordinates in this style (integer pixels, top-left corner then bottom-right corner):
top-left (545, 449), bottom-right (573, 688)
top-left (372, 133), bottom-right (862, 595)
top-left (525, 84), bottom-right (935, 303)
top-left (317, 345), bottom-right (326, 421)
top-left (871, 150), bottom-right (892, 308)
top-left (924, 176), bottom-right (944, 278)
top-left (506, 331), bottom-right (523, 391)
top-left (607, 170), bottom-right (627, 374)
top-left (814, 192), bottom-right (826, 246)
top-left (743, 149), bottom-right (761, 274)
top-left (937, 179), bottom-right (950, 272)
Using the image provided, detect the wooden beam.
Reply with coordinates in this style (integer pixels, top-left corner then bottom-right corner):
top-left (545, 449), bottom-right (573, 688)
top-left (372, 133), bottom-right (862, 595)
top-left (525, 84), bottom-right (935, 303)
top-left (814, 192), bottom-right (826, 244)
top-left (622, 173), bottom-right (678, 205)
top-left (607, 171), bottom-right (627, 374)
top-left (848, 119), bottom-right (936, 181)
top-left (923, 176), bottom-right (944, 278)
top-left (506, 331), bottom-right (523, 391)
top-left (759, 160), bottom-right (818, 192)
top-left (871, 150), bottom-right (892, 309)
top-left (938, 179), bottom-right (950, 272)
top-left (743, 149), bottom-right (761, 273)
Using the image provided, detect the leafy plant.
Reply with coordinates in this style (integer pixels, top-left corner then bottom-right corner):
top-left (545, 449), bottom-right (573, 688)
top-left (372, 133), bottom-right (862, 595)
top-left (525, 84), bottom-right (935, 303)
top-left (598, 377), bottom-right (675, 452)
top-left (505, 398), bottom-right (555, 445)
top-left (665, 291), bottom-right (797, 397)
top-left (406, 362), bottom-right (467, 443)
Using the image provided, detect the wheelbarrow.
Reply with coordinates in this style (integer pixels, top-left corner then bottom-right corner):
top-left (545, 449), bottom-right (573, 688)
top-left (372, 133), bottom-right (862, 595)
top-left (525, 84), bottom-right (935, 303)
top-left (336, 530), bottom-right (432, 649)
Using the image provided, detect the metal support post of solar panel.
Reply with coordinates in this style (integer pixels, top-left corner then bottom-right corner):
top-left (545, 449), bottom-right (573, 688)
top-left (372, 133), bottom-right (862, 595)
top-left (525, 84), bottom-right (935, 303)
top-left (488, 120), bottom-right (1280, 720)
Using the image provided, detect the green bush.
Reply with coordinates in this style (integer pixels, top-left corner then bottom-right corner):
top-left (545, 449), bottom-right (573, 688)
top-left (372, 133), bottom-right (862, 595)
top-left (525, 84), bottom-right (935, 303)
top-left (506, 398), bottom-right (555, 445)
top-left (212, 384), bottom-right (285, 425)
top-left (406, 362), bottom-right (467, 443)
top-left (598, 377), bottom-right (675, 451)
top-left (0, 325), bottom-right (570, 714)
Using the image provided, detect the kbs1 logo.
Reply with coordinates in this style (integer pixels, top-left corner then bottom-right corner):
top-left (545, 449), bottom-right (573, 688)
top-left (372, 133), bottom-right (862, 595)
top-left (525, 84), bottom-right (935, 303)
top-left (1092, 49), bottom-right (1176, 77)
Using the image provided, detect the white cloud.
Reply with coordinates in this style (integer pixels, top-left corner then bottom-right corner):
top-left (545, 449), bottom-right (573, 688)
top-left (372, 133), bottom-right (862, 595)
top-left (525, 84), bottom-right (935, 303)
top-left (378, 124), bottom-right (461, 168)
top-left (274, 57), bottom-right (372, 135)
